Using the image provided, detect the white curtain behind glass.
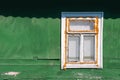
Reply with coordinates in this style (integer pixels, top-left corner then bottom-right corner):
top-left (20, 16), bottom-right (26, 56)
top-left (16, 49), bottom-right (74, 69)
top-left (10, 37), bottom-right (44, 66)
top-left (83, 35), bottom-right (95, 61)
top-left (68, 36), bottom-right (80, 62)
top-left (69, 20), bottom-right (94, 31)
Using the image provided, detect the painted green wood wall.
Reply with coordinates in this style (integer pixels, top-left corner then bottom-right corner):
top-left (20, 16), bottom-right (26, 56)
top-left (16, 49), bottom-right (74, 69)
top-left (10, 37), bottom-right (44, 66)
top-left (1, 15), bottom-right (120, 80)
top-left (0, 16), bottom-right (60, 59)
top-left (0, 0), bottom-right (120, 80)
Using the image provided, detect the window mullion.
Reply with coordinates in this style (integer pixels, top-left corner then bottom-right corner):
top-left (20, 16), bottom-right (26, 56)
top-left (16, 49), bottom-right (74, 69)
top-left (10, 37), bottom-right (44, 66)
top-left (80, 34), bottom-right (84, 62)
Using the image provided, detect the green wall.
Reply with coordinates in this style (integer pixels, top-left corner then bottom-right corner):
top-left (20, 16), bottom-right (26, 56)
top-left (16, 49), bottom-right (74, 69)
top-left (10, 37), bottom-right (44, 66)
top-left (0, 14), bottom-right (120, 80)
top-left (0, 16), bottom-right (60, 59)
top-left (0, 0), bottom-right (120, 80)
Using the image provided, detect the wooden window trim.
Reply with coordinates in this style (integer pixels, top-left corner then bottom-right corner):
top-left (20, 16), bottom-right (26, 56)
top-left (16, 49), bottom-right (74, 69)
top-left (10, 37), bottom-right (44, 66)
top-left (61, 12), bottom-right (103, 69)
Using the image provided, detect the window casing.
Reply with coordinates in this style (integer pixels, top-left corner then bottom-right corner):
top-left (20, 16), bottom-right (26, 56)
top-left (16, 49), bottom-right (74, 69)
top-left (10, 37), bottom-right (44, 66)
top-left (61, 12), bottom-right (103, 69)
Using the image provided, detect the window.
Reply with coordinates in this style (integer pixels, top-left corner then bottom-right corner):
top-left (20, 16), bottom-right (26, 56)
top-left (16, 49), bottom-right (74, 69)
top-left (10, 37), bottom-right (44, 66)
top-left (61, 12), bottom-right (103, 69)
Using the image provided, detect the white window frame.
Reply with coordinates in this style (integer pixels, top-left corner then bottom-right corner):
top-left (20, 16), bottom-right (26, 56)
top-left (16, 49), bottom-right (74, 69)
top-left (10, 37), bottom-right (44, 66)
top-left (61, 12), bottom-right (103, 69)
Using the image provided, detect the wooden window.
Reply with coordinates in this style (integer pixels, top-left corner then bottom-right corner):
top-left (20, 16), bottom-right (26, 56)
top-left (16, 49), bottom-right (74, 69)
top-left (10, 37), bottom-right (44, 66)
top-left (61, 12), bottom-right (103, 69)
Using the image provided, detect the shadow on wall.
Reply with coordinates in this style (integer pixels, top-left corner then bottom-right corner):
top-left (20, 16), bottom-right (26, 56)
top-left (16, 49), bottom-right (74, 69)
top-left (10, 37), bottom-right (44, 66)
top-left (0, 0), bottom-right (120, 18)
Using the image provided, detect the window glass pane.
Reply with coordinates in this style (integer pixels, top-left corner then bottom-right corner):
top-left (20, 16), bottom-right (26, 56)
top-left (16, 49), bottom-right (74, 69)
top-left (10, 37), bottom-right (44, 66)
top-left (68, 36), bottom-right (80, 62)
top-left (83, 34), bottom-right (95, 61)
top-left (69, 20), bottom-right (94, 31)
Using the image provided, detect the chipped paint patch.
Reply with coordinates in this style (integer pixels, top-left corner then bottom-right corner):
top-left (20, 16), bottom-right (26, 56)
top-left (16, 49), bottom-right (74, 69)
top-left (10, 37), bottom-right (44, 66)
top-left (2, 71), bottom-right (20, 77)
top-left (73, 72), bottom-right (102, 79)
top-left (89, 76), bottom-right (102, 79)
top-left (77, 73), bottom-right (83, 76)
